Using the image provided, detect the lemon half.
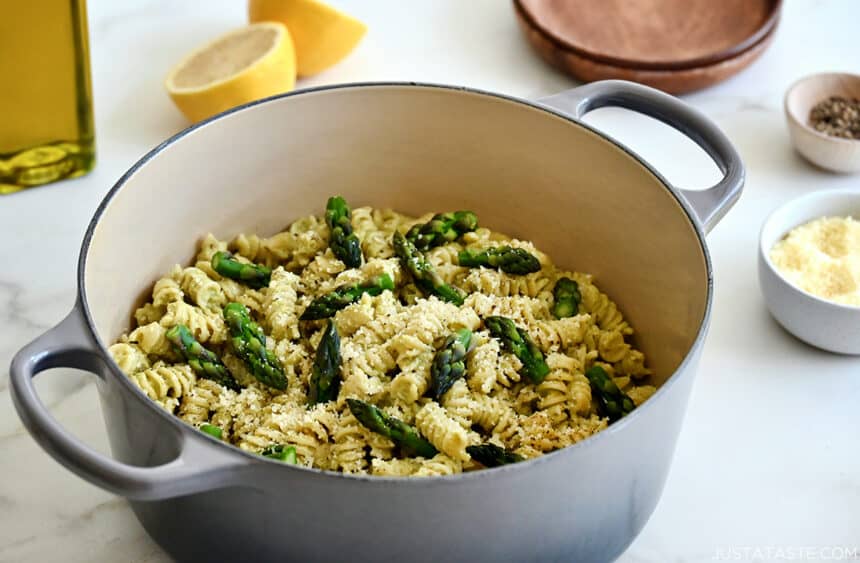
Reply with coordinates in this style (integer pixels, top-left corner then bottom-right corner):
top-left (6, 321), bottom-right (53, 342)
top-left (165, 22), bottom-right (296, 123)
top-left (248, 0), bottom-right (366, 77)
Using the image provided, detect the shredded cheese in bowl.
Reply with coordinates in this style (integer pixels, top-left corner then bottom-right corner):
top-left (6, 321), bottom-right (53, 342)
top-left (770, 216), bottom-right (860, 306)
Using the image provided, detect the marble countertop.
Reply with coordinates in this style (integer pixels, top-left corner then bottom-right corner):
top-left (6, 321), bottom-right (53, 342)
top-left (2, 0), bottom-right (859, 561)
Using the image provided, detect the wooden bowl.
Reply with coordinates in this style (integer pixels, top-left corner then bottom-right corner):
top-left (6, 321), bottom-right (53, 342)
top-left (785, 72), bottom-right (860, 174)
top-left (514, 0), bottom-right (781, 94)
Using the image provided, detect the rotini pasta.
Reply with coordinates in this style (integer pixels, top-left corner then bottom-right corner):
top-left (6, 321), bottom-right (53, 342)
top-left (413, 453), bottom-right (463, 476)
top-left (178, 378), bottom-right (236, 428)
top-left (176, 266), bottom-right (226, 313)
top-left (131, 362), bottom-right (195, 412)
top-left (160, 301), bottom-right (226, 344)
top-left (371, 457), bottom-right (422, 476)
top-left (264, 267), bottom-right (301, 340)
top-left (108, 343), bottom-right (150, 375)
top-left (127, 321), bottom-right (173, 357)
top-left (467, 336), bottom-right (522, 394)
top-left (472, 395), bottom-right (523, 451)
top-left (414, 402), bottom-right (472, 462)
top-left (440, 379), bottom-right (475, 429)
top-left (536, 353), bottom-right (579, 425)
top-left (111, 206), bottom-right (655, 476)
top-left (332, 410), bottom-right (371, 474)
top-left (153, 275), bottom-right (184, 307)
top-left (133, 274), bottom-right (184, 326)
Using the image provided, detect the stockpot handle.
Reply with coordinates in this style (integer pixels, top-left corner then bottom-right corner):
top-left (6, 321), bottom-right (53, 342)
top-left (538, 80), bottom-right (744, 233)
top-left (9, 302), bottom-right (248, 501)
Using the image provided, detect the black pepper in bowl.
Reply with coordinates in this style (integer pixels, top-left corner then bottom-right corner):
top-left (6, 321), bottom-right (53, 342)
top-left (809, 96), bottom-right (860, 140)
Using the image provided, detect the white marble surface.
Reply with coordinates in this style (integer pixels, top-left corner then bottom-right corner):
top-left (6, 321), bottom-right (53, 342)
top-left (2, 0), bottom-right (859, 561)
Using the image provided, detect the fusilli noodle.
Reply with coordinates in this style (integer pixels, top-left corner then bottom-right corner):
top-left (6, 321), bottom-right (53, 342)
top-left (132, 362), bottom-right (195, 412)
top-left (414, 402), bottom-right (472, 462)
top-left (108, 343), bottom-right (150, 375)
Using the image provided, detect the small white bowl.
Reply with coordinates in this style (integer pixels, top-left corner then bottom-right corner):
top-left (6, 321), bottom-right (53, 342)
top-left (759, 188), bottom-right (860, 354)
top-left (784, 72), bottom-right (860, 173)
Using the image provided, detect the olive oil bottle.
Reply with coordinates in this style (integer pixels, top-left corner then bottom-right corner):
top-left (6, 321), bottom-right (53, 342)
top-left (0, 0), bottom-right (95, 194)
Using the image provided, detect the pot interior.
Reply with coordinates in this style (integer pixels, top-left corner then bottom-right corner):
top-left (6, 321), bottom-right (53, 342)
top-left (84, 84), bottom-right (708, 384)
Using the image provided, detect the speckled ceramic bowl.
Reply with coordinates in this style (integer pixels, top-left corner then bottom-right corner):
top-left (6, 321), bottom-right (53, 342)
top-left (759, 188), bottom-right (860, 354)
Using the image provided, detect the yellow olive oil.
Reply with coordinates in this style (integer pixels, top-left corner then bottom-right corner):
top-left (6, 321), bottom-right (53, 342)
top-left (0, 0), bottom-right (95, 194)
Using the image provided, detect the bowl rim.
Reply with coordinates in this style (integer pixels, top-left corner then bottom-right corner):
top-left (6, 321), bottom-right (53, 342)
top-left (75, 81), bottom-right (716, 482)
top-left (783, 71), bottom-right (860, 146)
top-left (759, 187), bottom-right (860, 312)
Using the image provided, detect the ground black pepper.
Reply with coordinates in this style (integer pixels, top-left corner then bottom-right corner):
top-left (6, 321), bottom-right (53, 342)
top-left (809, 96), bottom-right (860, 140)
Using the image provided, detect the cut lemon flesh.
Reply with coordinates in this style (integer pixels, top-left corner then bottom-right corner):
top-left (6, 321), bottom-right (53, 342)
top-left (248, 0), bottom-right (366, 77)
top-left (165, 22), bottom-right (296, 123)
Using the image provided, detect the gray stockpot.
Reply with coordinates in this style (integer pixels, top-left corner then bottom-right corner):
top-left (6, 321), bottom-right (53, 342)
top-left (10, 81), bottom-right (742, 562)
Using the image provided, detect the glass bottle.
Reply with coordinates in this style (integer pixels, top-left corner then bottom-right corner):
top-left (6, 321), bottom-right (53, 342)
top-left (0, 0), bottom-right (95, 195)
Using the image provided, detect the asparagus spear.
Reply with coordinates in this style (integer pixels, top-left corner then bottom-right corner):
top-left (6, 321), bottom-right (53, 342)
top-left (346, 399), bottom-right (438, 458)
top-left (466, 444), bottom-right (524, 467)
top-left (458, 246), bottom-right (541, 275)
top-left (166, 324), bottom-right (240, 391)
top-left (406, 210), bottom-right (478, 251)
top-left (199, 423), bottom-right (223, 440)
top-left (428, 328), bottom-right (473, 400)
top-left (584, 365), bottom-right (635, 422)
top-left (326, 196), bottom-right (363, 268)
top-left (223, 302), bottom-right (287, 390)
top-left (261, 444), bottom-right (297, 463)
top-left (299, 273), bottom-right (395, 320)
top-left (552, 277), bottom-right (581, 319)
top-left (484, 316), bottom-right (550, 384)
top-left (309, 320), bottom-right (341, 404)
top-left (211, 251), bottom-right (271, 289)
top-left (392, 231), bottom-right (465, 306)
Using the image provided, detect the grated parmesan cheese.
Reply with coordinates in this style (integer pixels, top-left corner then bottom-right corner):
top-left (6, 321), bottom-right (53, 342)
top-left (770, 216), bottom-right (860, 306)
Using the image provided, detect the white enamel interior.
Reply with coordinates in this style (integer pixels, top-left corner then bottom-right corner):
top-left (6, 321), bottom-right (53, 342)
top-left (83, 85), bottom-right (709, 384)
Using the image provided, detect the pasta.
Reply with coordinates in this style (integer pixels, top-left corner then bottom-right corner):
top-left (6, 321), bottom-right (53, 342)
top-left (127, 322), bottom-right (173, 357)
top-left (179, 378), bottom-right (233, 427)
top-left (159, 301), bottom-right (226, 344)
top-left (131, 362), bottom-right (195, 412)
top-left (413, 453), bottom-right (463, 476)
top-left (176, 266), bottom-right (226, 313)
top-left (264, 267), bottom-right (301, 340)
top-left (110, 206), bottom-right (657, 476)
top-left (440, 379), bottom-right (475, 429)
top-left (107, 343), bottom-right (150, 375)
top-left (332, 410), bottom-right (372, 474)
top-left (371, 457), bottom-right (423, 476)
top-left (414, 402), bottom-right (473, 462)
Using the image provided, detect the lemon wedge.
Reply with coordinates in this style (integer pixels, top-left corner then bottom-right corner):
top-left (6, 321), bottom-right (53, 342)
top-left (248, 0), bottom-right (366, 77)
top-left (165, 22), bottom-right (296, 123)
